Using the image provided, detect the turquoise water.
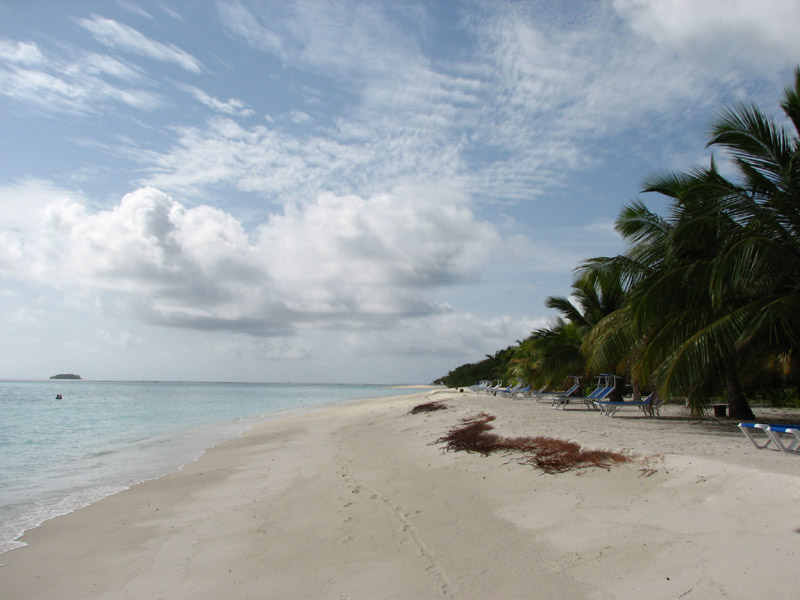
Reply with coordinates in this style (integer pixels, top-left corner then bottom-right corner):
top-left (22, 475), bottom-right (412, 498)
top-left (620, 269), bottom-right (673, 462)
top-left (0, 380), bottom-right (426, 554)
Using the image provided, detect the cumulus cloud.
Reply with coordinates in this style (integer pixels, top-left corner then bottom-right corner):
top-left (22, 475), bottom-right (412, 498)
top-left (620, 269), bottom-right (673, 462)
top-left (0, 184), bottom-right (500, 338)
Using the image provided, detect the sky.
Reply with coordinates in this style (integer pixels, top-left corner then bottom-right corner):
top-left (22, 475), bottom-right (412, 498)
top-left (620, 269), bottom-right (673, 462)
top-left (1, 0), bottom-right (799, 384)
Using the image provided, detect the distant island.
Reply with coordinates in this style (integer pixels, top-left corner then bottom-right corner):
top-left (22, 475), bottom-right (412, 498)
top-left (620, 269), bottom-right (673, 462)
top-left (50, 374), bottom-right (82, 380)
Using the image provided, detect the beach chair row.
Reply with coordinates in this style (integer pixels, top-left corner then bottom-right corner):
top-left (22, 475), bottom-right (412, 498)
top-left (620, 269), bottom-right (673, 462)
top-left (472, 377), bottom-right (661, 418)
top-left (470, 381), bottom-right (530, 397)
top-left (738, 423), bottom-right (800, 454)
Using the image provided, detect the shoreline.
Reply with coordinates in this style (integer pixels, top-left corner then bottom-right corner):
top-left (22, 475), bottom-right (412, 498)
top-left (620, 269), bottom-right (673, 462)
top-left (2, 390), bottom-right (799, 599)
top-left (1, 383), bottom-right (438, 555)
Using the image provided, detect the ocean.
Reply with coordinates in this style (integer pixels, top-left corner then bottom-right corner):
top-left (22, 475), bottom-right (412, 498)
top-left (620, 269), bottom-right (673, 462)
top-left (0, 379), bottom-right (427, 554)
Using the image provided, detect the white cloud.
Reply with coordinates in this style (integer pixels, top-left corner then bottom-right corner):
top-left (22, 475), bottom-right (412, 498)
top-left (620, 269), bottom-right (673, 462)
top-left (117, 1), bottom-right (153, 21)
top-left (217, 0), bottom-right (287, 58)
top-left (179, 0), bottom-right (800, 209)
top-left (97, 329), bottom-right (139, 348)
top-left (80, 52), bottom-right (145, 81)
top-left (179, 84), bottom-right (255, 117)
top-left (8, 306), bottom-right (43, 326)
top-left (0, 40), bottom-right (162, 113)
top-left (2, 178), bottom-right (83, 216)
top-left (76, 15), bottom-right (202, 73)
top-left (201, 335), bottom-right (312, 361)
top-left (0, 183), bottom-right (500, 338)
top-left (142, 115), bottom-right (464, 201)
top-left (614, 0), bottom-right (800, 70)
top-left (343, 309), bottom-right (545, 360)
top-left (0, 39), bottom-right (44, 65)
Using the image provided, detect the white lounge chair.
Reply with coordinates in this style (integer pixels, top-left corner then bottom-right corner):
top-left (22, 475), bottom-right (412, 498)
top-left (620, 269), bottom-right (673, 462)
top-left (504, 385), bottom-right (531, 398)
top-left (499, 383), bottom-right (524, 397)
top-left (739, 423), bottom-right (800, 453)
top-left (480, 383), bottom-right (505, 395)
top-left (519, 385), bottom-right (546, 398)
top-left (470, 381), bottom-right (491, 393)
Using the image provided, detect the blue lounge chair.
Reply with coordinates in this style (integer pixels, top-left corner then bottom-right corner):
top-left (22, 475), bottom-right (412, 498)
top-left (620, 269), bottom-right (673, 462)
top-left (554, 374), bottom-right (619, 410)
top-left (553, 384), bottom-right (612, 410)
top-left (535, 377), bottom-right (579, 404)
top-left (545, 382), bottom-right (583, 407)
top-left (739, 423), bottom-right (800, 453)
top-left (595, 392), bottom-right (661, 417)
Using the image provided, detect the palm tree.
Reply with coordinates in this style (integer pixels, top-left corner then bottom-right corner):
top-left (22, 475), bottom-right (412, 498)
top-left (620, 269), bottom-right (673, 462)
top-left (593, 67), bottom-right (800, 418)
top-left (579, 254), bottom-right (650, 400)
top-left (706, 69), bottom-right (800, 376)
top-left (636, 165), bottom-right (755, 418)
top-left (528, 262), bottom-right (629, 397)
top-left (524, 319), bottom-right (586, 389)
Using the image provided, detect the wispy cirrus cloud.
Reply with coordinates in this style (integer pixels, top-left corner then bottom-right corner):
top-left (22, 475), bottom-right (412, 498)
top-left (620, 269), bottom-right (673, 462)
top-left (0, 39), bottom-right (44, 65)
top-left (185, 0), bottom-right (800, 211)
top-left (76, 15), bottom-right (202, 73)
top-left (141, 115), bottom-right (465, 202)
top-left (177, 83), bottom-right (255, 117)
top-left (0, 38), bottom-right (161, 113)
top-left (117, 1), bottom-right (153, 21)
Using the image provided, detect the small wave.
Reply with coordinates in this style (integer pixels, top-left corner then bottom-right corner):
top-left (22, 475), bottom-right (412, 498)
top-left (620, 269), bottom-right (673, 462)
top-left (0, 484), bottom-right (128, 555)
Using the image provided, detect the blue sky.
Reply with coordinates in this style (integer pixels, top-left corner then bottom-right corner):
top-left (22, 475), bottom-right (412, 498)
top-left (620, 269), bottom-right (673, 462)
top-left (1, 0), bottom-right (799, 383)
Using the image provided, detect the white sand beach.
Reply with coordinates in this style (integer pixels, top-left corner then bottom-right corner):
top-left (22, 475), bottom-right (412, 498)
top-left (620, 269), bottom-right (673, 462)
top-left (2, 389), bottom-right (799, 600)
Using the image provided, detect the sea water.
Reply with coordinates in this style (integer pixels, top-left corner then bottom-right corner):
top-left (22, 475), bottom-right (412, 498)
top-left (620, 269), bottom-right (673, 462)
top-left (0, 380), bottom-right (426, 554)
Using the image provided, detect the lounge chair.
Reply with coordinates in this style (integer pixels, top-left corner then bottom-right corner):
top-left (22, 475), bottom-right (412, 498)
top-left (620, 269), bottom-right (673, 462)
top-left (544, 382), bottom-right (582, 407)
top-left (553, 385), bottom-right (612, 410)
top-left (470, 381), bottom-right (491, 393)
top-left (504, 385), bottom-right (531, 397)
top-left (480, 383), bottom-right (504, 395)
top-left (519, 386), bottom-right (546, 398)
top-left (739, 423), bottom-right (800, 453)
top-left (595, 392), bottom-right (661, 417)
top-left (535, 379), bottom-right (580, 404)
top-left (499, 383), bottom-right (524, 397)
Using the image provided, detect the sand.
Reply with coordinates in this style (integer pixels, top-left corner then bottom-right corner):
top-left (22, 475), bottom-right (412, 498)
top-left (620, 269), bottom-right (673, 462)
top-left (2, 389), bottom-right (799, 599)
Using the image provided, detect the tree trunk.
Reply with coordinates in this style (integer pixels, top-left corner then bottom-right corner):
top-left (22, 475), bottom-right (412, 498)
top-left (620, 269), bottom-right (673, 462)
top-left (726, 367), bottom-right (755, 420)
top-left (608, 372), bottom-right (623, 402)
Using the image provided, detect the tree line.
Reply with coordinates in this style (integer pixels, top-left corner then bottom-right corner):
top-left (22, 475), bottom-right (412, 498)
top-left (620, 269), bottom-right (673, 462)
top-left (436, 68), bottom-right (800, 419)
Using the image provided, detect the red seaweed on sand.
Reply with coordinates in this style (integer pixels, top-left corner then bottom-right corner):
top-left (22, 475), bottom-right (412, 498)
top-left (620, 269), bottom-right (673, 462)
top-left (434, 413), bottom-right (629, 474)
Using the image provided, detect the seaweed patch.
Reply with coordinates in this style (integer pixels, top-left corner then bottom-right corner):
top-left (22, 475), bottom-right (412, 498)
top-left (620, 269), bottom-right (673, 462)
top-left (433, 413), bottom-right (629, 474)
top-left (409, 401), bottom-right (448, 414)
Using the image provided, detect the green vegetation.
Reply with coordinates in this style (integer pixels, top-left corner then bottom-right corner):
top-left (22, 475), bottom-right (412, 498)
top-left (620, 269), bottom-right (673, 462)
top-left (438, 68), bottom-right (800, 417)
top-left (433, 346), bottom-right (518, 388)
top-left (49, 373), bottom-right (81, 380)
